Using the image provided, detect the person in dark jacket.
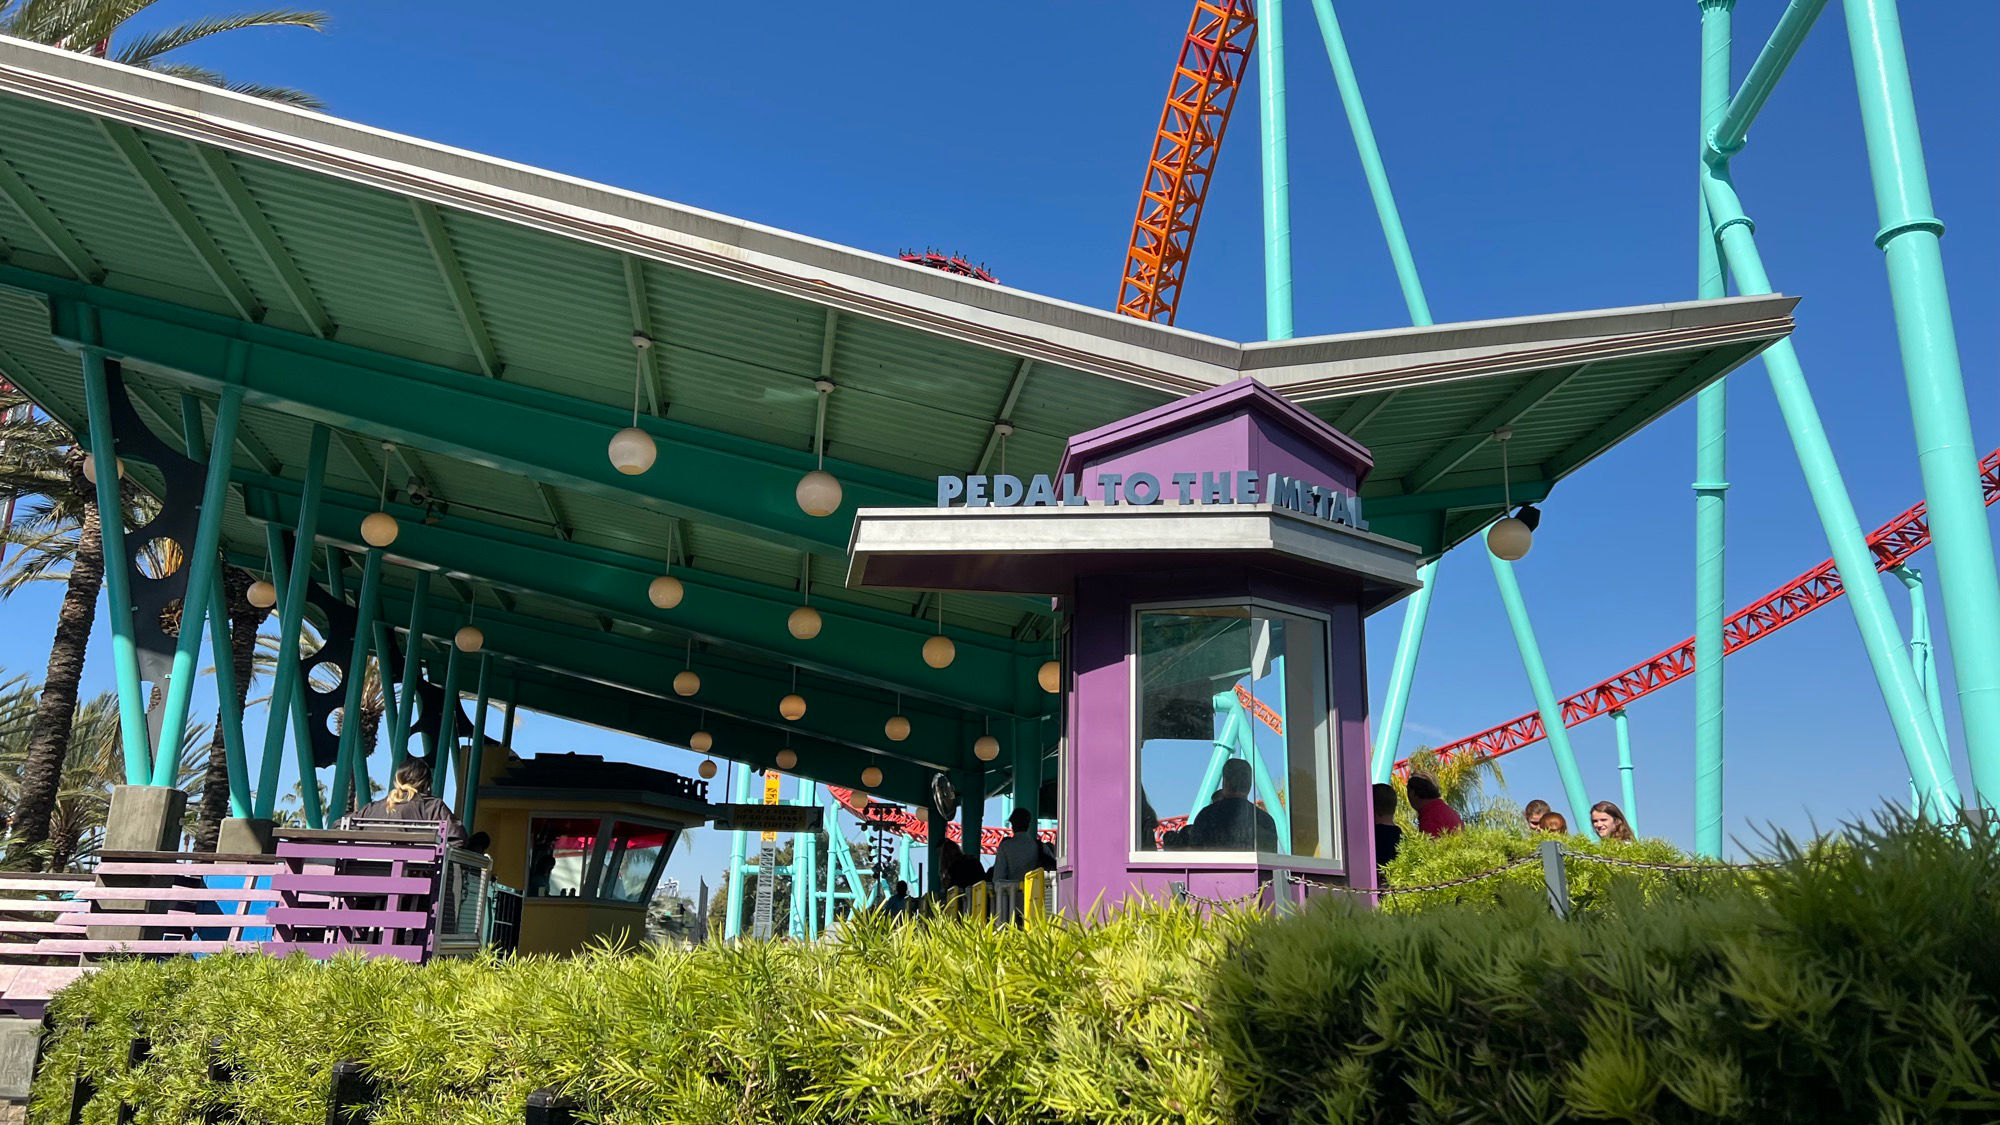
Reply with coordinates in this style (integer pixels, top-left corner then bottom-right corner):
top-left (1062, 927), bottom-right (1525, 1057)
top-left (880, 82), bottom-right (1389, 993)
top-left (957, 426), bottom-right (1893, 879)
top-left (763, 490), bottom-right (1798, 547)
top-left (1186, 758), bottom-right (1279, 851)
top-left (1372, 782), bottom-right (1402, 880)
top-left (357, 760), bottom-right (466, 847)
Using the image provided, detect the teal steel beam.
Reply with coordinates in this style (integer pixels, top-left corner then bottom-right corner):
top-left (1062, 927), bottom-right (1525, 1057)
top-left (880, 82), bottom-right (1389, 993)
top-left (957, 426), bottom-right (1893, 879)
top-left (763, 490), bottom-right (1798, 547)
top-left (623, 257), bottom-right (665, 416)
top-left (96, 120), bottom-right (260, 323)
top-left (77, 314), bottom-right (153, 785)
top-left (390, 568), bottom-right (430, 764)
top-left (330, 547), bottom-right (384, 818)
top-left (151, 379), bottom-right (244, 786)
top-left (191, 145), bottom-right (333, 339)
top-left (1402, 365), bottom-right (1586, 494)
top-left (724, 761), bottom-right (749, 939)
top-left (1486, 523), bottom-right (1592, 827)
top-left (1692, 0), bottom-right (1735, 858)
top-left (464, 653), bottom-right (492, 815)
top-left (260, 522), bottom-right (323, 828)
top-left (23, 271), bottom-right (937, 557)
top-left (368, 586), bottom-right (970, 771)
top-left (409, 201), bottom-right (502, 379)
top-left (1255, 0), bottom-right (1294, 340)
top-left (1708, 0), bottom-right (1832, 160)
top-left (1893, 567), bottom-right (1952, 769)
top-left (252, 425), bottom-right (329, 820)
top-left (1843, 0), bottom-right (2000, 813)
top-left (500, 681), bottom-right (517, 750)
top-left (236, 474), bottom-right (1038, 715)
top-left (0, 158), bottom-right (102, 282)
top-left (1701, 170), bottom-right (1958, 817)
top-left (372, 618), bottom-right (398, 749)
top-left (1612, 707), bottom-right (1638, 836)
top-left (204, 567), bottom-right (253, 817)
top-left (1370, 570), bottom-right (1434, 782)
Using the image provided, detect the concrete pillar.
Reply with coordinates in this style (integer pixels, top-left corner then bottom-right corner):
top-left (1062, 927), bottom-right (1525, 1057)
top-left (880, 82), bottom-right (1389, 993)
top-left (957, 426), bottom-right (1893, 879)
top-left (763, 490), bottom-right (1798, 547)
top-left (0, 1017), bottom-right (42, 1125)
top-left (216, 817), bottom-right (274, 856)
top-left (103, 785), bottom-right (187, 853)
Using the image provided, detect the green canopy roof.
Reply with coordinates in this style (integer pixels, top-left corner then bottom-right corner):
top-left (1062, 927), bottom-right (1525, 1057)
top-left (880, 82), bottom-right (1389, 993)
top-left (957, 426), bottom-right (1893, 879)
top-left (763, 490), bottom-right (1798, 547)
top-left (0, 38), bottom-right (1792, 803)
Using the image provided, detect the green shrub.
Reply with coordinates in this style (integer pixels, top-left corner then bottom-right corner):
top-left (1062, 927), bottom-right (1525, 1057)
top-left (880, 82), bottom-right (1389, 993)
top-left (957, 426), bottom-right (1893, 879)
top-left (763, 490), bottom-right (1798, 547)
top-left (27, 816), bottom-right (2000, 1124)
top-left (1380, 825), bottom-right (1735, 914)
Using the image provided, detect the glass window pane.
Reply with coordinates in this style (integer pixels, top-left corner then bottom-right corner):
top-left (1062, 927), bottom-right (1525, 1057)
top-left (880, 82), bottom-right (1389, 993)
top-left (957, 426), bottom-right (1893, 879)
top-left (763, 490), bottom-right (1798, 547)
top-left (528, 817), bottom-right (601, 898)
top-left (598, 821), bottom-right (674, 903)
top-left (1135, 606), bottom-right (1334, 859)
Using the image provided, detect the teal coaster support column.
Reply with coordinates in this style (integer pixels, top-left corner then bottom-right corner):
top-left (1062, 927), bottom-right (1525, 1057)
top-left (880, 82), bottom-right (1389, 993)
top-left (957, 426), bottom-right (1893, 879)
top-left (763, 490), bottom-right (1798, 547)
top-left (253, 425), bottom-right (329, 821)
top-left (390, 569), bottom-right (430, 765)
top-left (463, 653), bottom-right (492, 815)
top-left (435, 640), bottom-right (463, 800)
top-left (330, 547), bottom-right (383, 819)
top-left (1843, 0), bottom-right (2000, 813)
top-left (1303, 0), bottom-right (1441, 782)
top-left (152, 381), bottom-right (242, 785)
top-left (1486, 525), bottom-right (1591, 826)
top-left (1691, 0), bottom-right (1735, 858)
top-left (77, 320), bottom-right (152, 785)
top-left (724, 761), bottom-right (750, 940)
top-left (1700, 170), bottom-right (1957, 816)
top-left (1612, 708), bottom-right (1638, 836)
top-left (1255, 0), bottom-right (1294, 340)
top-left (1893, 567), bottom-right (1956, 808)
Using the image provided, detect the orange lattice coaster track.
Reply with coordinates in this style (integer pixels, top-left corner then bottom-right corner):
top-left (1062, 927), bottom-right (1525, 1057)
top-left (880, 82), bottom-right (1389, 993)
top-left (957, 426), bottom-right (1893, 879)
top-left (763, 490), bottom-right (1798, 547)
top-left (1234, 683), bottom-right (1283, 734)
top-left (1115, 0), bottom-right (1257, 324)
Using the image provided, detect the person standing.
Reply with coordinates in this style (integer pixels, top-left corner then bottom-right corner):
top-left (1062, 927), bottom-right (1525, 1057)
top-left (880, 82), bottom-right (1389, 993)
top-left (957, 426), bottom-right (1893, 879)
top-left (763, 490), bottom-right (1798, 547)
top-left (1405, 775), bottom-right (1463, 838)
top-left (882, 880), bottom-right (913, 919)
top-left (1539, 811), bottom-right (1568, 834)
top-left (1372, 782), bottom-right (1402, 880)
top-left (1523, 799), bottom-right (1551, 833)
top-left (1186, 759), bottom-right (1280, 851)
top-left (1590, 801), bottom-right (1636, 842)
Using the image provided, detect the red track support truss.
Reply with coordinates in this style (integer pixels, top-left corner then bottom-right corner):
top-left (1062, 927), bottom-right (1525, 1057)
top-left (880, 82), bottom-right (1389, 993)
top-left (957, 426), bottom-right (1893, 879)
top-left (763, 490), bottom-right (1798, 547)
top-left (1115, 0), bottom-right (1257, 325)
top-left (1408, 448), bottom-right (2000, 771)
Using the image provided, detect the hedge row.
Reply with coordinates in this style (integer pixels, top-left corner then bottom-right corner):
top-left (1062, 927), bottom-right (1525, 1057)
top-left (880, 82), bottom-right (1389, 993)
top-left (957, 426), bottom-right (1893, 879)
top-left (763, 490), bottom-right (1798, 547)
top-left (31, 815), bottom-right (2000, 1123)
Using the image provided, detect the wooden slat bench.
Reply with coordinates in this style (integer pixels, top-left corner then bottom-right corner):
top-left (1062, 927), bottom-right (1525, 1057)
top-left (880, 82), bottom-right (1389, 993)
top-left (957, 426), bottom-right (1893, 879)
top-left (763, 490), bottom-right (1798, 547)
top-left (0, 872), bottom-right (94, 1018)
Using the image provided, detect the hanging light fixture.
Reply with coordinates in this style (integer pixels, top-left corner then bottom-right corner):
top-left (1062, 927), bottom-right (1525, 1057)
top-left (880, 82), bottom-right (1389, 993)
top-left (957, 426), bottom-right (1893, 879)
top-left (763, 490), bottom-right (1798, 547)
top-left (453, 597), bottom-right (484, 653)
top-left (795, 379), bottom-right (843, 517)
top-left (775, 747), bottom-right (798, 771)
top-left (974, 718), bottom-right (1000, 762)
top-left (697, 759), bottom-right (718, 780)
top-left (674, 637), bottom-right (700, 697)
top-left (648, 524), bottom-right (684, 609)
top-left (780, 667), bottom-right (807, 721)
top-left (922, 594), bottom-right (956, 669)
top-left (788, 563), bottom-right (821, 639)
top-left (360, 442), bottom-right (400, 548)
top-left (861, 765), bottom-right (883, 789)
top-left (608, 332), bottom-right (658, 475)
top-left (885, 695), bottom-right (911, 742)
top-left (690, 730), bottom-right (713, 753)
top-left (79, 452), bottom-right (125, 485)
top-left (1037, 619), bottom-right (1060, 693)
top-left (1487, 426), bottom-right (1535, 562)
top-left (246, 580), bottom-right (278, 609)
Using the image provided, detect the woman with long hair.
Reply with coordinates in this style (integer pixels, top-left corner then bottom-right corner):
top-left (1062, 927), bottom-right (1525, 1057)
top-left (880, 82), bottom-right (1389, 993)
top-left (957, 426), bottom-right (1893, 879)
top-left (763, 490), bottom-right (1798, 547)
top-left (356, 759), bottom-right (466, 846)
top-left (1589, 800), bottom-right (1635, 843)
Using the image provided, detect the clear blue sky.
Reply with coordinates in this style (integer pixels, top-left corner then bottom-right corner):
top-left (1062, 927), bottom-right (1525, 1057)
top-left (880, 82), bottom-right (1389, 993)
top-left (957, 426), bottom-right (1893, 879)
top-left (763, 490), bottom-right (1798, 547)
top-left (2, 1), bottom-right (1996, 890)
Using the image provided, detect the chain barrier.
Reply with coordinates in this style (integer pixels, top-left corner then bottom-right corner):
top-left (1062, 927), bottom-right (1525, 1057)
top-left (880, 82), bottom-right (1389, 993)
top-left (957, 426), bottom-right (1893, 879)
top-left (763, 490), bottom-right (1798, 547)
top-left (1562, 850), bottom-right (1788, 873)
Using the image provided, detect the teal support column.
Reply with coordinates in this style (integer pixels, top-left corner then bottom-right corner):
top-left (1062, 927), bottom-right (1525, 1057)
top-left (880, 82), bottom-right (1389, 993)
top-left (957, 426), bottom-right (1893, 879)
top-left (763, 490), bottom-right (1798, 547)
top-left (1010, 720), bottom-right (1041, 820)
top-left (1486, 525), bottom-right (1591, 826)
top-left (501, 681), bottom-right (518, 750)
top-left (1844, 0), bottom-right (2000, 813)
top-left (463, 654), bottom-right (492, 815)
top-left (435, 641), bottom-right (463, 799)
top-left (1612, 708), bottom-right (1638, 836)
top-left (77, 329), bottom-right (152, 785)
top-left (152, 382), bottom-right (242, 785)
top-left (253, 426), bottom-right (329, 819)
top-left (258, 522), bottom-right (322, 828)
top-left (1893, 567), bottom-right (1957, 810)
top-left (372, 619), bottom-right (398, 749)
top-left (330, 548), bottom-right (384, 819)
top-left (1303, 0), bottom-right (1440, 781)
top-left (1701, 170), bottom-right (1958, 816)
top-left (390, 570), bottom-right (431, 765)
top-left (1255, 0), bottom-right (1294, 340)
top-left (959, 769), bottom-right (984, 870)
top-left (204, 571), bottom-right (252, 817)
top-left (724, 761), bottom-right (749, 939)
top-left (1691, 0), bottom-right (1735, 857)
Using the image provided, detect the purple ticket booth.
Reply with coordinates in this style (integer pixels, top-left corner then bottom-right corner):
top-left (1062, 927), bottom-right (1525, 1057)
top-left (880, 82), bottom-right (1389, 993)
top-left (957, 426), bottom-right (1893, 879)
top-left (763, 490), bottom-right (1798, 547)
top-left (849, 378), bottom-right (1422, 914)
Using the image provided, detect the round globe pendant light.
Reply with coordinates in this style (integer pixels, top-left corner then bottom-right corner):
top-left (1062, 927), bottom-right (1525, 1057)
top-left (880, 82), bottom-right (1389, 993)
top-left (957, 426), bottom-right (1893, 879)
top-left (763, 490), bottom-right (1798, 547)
top-left (775, 748), bottom-right (798, 771)
top-left (246, 579), bottom-right (278, 609)
top-left (673, 638), bottom-right (700, 697)
top-left (861, 765), bottom-right (883, 789)
top-left (796, 380), bottom-right (843, 516)
top-left (697, 759), bottom-right (717, 780)
top-left (454, 624), bottom-right (484, 653)
top-left (1485, 426), bottom-right (1535, 561)
top-left (974, 732), bottom-right (1000, 762)
top-left (923, 634), bottom-right (956, 670)
top-left (780, 693), bottom-right (807, 721)
top-left (1038, 660), bottom-right (1060, 694)
top-left (609, 333), bottom-right (658, 475)
top-left (690, 729), bottom-right (713, 753)
top-left (80, 452), bottom-right (125, 485)
top-left (788, 605), bottom-right (822, 640)
top-left (885, 712), bottom-right (911, 742)
top-left (648, 575), bottom-right (684, 609)
top-left (360, 442), bottom-right (399, 547)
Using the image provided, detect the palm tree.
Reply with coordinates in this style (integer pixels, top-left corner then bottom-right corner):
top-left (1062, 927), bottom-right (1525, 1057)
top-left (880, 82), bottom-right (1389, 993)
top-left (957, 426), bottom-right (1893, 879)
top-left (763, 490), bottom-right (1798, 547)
top-left (0, 0), bottom-right (328, 108)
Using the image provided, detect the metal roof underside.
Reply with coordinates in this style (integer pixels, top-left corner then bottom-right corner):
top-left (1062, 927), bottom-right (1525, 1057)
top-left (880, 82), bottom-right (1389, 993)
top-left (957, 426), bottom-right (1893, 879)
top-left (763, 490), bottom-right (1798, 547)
top-left (0, 39), bottom-right (1793, 800)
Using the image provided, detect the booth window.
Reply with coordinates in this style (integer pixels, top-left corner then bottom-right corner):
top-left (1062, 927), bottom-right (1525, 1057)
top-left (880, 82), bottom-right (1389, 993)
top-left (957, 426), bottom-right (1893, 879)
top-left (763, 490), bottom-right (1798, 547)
top-left (1134, 605), bottom-right (1335, 860)
top-left (528, 815), bottom-right (676, 901)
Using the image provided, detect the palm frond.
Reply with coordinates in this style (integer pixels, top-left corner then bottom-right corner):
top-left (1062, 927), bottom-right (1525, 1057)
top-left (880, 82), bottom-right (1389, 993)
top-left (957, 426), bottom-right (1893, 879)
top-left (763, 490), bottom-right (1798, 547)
top-left (112, 9), bottom-right (325, 65)
top-left (149, 60), bottom-right (226, 87)
top-left (222, 80), bottom-right (321, 109)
